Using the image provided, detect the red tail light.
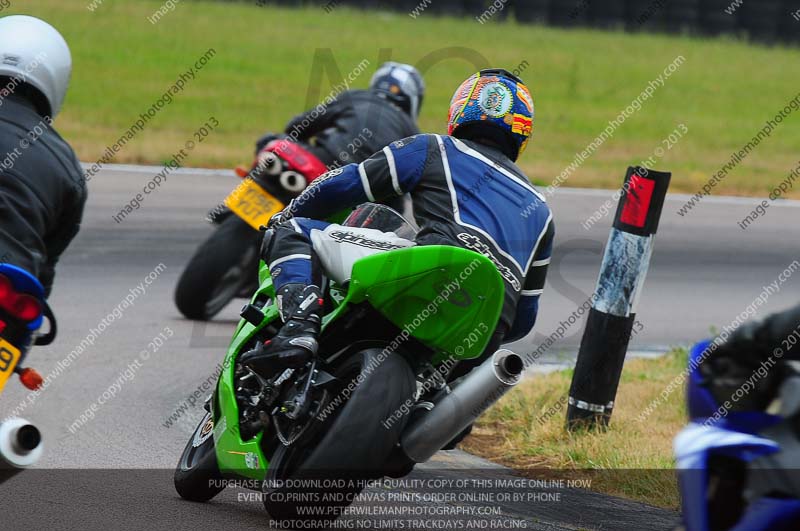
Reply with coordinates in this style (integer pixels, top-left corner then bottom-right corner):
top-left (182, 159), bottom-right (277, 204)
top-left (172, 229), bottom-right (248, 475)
top-left (11, 294), bottom-right (41, 321)
top-left (0, 274), bottom-right (42, 322)
top-left (0, 275), bottom-right (12, 301)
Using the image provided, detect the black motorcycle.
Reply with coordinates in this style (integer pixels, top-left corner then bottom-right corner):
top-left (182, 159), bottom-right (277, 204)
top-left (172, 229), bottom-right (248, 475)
top-left (175, 139), bottom-right (329, 320)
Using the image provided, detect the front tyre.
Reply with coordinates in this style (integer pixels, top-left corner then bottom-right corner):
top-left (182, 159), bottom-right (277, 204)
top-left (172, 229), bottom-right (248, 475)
top-left (175, 216), bottom-right (259, 320)
top-left (263, 349), bottom-right (416, 524)
top-left (174, 412), bottom-right (225, 502)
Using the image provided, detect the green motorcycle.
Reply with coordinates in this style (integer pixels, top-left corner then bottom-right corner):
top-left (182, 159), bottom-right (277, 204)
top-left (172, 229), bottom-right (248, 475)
top-left (174, 204), bottom-right (524, 523)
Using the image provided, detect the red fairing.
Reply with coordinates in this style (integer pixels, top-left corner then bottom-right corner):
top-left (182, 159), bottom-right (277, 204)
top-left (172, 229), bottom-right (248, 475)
top-left (264, 139), bottom-right (329, 182)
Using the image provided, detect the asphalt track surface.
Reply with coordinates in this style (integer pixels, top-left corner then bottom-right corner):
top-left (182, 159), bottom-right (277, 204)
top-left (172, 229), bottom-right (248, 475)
top-left (2, 164), bottom-right (798, 530)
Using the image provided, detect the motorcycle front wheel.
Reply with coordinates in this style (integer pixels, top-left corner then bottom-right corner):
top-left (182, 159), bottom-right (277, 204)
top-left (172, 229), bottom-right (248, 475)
top-left (174, 412), bottom-right (225, 502)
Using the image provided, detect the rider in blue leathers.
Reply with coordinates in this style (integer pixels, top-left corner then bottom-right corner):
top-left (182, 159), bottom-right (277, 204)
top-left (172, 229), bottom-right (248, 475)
top-left (242, 69), bottom-right (554, 377)
top-left (676, 303), bottom-right (800, 530)
top-left (700, 303), bottom-right (800, 411)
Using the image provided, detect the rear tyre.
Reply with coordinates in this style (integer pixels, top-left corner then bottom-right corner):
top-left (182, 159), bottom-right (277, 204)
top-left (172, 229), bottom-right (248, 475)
top-left (263, 349), bottom-right (416, 525)
top-left (175, 216), bottom-right (260, 320)
top-left (174, 412), bottom-right (225, 502)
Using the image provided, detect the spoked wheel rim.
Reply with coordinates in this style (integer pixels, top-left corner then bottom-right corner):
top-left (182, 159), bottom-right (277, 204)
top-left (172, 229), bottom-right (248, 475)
top-left (265, 360), bottom-right (362, 487)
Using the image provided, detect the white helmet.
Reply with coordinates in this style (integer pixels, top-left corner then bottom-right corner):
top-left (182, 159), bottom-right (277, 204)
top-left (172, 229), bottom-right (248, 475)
top-left (0, 16), bottom-right (71, 117)
top-left (370, 62), bottom-right (425, 119)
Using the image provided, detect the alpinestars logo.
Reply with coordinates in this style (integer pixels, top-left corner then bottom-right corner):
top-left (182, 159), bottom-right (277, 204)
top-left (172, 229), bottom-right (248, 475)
top-left (329, 231), bottom-right (406, 251)
top-left (456, 232), bottom-right (521, 291)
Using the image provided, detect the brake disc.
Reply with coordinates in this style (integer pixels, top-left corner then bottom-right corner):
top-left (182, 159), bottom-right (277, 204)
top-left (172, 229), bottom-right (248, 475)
top-left (273, 389), bottom-right (329, 447)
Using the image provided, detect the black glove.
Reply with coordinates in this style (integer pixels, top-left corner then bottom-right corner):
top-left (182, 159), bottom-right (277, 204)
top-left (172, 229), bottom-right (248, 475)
top-left (262, 208), bottom-right (293, 232)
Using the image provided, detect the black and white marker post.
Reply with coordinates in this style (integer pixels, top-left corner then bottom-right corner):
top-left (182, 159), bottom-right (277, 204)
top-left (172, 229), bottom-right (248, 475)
top-left (566, 166), bottom-right (671, 429)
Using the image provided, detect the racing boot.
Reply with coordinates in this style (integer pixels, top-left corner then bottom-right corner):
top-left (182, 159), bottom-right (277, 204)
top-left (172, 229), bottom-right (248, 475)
top-left (240, 284), bottom-right (323, 376)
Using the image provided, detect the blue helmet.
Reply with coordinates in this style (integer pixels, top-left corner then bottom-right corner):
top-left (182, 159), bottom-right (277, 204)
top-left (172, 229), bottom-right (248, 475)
top-left (448, 69), bottom-right (534, 161)
top-left (370, 62), bottom-right (425, 119)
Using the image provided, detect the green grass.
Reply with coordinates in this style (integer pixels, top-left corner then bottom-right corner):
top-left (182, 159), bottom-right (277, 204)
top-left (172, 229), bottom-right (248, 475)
top-left (462, 349), bottom-right (688, 509)
top-left (10, 1), bottom-right (800, 196)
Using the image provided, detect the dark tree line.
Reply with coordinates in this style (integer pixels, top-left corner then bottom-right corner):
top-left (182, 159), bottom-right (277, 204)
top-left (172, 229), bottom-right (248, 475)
top-left (241, 0), bottom-right (799, 44)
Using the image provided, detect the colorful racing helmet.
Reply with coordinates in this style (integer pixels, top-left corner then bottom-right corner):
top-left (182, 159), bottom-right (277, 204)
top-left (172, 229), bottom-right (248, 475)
top-left (447, 68), bottom-right (534, 161)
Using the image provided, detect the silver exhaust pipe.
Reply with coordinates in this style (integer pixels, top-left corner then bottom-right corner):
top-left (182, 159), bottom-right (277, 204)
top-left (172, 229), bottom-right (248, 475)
top-left (0, 418), bottom-right (43, 482)
top-left (401, 349), bottom-right (524, 464)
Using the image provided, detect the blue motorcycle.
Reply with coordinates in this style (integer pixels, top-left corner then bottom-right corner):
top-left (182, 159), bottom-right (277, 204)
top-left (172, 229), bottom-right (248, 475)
top-left (0, 264), bottom-right (53, 481)
top-left (675, 340), bottom-right (800, 530)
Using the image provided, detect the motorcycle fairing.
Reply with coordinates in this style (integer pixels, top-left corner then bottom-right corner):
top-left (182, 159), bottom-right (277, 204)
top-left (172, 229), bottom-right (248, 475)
top-left (675, 422), bottom-right (781, 531)
top-left (214, 245), bottom-right (504, 479)
top-left (728, 497), bottom-right (800, 531)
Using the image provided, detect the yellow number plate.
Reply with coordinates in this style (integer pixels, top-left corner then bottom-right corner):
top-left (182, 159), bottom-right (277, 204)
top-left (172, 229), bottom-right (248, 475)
top-left (224, 179), bottom-right (284, 230)
top-left (0, 339), bottom-right (21, 396)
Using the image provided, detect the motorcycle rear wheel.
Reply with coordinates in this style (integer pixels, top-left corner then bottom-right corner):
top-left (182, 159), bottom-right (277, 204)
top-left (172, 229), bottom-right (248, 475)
top-left (175, 216), bottom-right (259, 320)
top-left (262, 348), bottom-right (416, 525)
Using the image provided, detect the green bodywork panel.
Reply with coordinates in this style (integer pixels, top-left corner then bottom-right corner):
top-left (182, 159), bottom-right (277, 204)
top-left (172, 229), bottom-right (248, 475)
top-left (323, 246), bottom-right (504, 362)
top-left (214, 245), bottom-right (504, 480)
